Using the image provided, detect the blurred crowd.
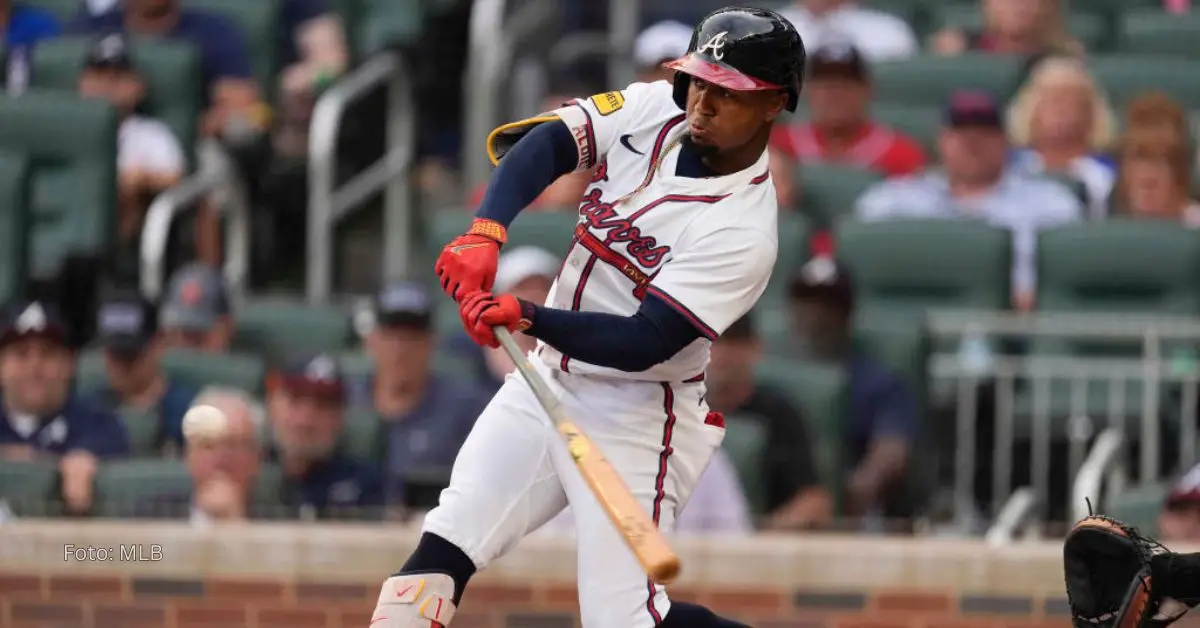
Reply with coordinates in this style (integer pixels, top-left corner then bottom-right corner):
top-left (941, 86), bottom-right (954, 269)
top-left (5, 0), bottom-right (1200, 538)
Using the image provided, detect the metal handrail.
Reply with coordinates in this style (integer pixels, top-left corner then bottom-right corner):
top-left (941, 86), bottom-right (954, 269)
top-left (927, 309), bottom-right (1200, 338)
top-left (985, 487), bottom-right (1038, 546)
top-left (140, 140), bottom-right (251, 300)
top-left (306, 50), bottom-right (416, 303)
top-left (1071, 428), bottom-right (1128, 524)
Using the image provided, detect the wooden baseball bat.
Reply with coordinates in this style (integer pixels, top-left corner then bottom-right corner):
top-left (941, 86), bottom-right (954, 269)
top-left (493, 327), bottom-right (682, 585)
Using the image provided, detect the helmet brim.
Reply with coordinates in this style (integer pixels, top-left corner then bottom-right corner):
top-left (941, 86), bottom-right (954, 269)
top-left (663, 53), bottom-right (784, 92)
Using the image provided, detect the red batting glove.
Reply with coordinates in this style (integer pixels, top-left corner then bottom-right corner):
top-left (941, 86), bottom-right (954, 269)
top-left (459, 291), bottom-right (533, 348)
top-left (434, 218), bottom-right (507, 301)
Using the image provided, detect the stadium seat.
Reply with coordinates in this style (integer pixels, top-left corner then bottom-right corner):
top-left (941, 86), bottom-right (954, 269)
top-left (0, 151), bottom-right (30, 305)
top-left (835, 219), bottom-right (1012, 322)
top-left (1105, 482), bottom-right (1169, 536)
top-left (756, 212), bottom-right (811, 342)
top-left (0, 91), bottom-right (118, 279)
top-left (22, 0), bottom-right (80, 21)
top-left (1119, 10), bottom-right (1200, 59)
top-left (721, 413), bottom-right (769, 517)
top-left (871, 103), bottom-right (941, 157)
top-left (233, 298), bottom-right (353, 364)
top-left (754, 357), bottom-right (848, 508)
top-left (1088, 55), bottom-right (1200, 110)
top-left (429, 210), bottom-right (579, 260)
top-left (0, 459), bottom-right (59, 517)
top-left (930, 4), bottom-right (1107, 51)
top-left (75, 347), bottom-right (266, 396)
top-left (794, 163), bottom-right (884, 228)
top-left (94, 458), bottom-right (192, 518)
top-left (342, 406), bottom-right (385, 465)
top-left (31, 36), bottom-right (203, 165)
top-left (361, 1), bottom-right (425, 55)
top-left (871, 54), bottom-right (1024, 108)
top-left (117, 406), bottom-right (168, 457)
top-left (184, 0), bottom-right (283, 92)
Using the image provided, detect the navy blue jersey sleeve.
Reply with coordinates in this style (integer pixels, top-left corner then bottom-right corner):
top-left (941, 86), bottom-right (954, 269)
top-left (68, 407), bottom-right (130, 458)
top-left (526, 294), bottom-right (703, 372)
top-left (476, 119), bottom-right (578, 227)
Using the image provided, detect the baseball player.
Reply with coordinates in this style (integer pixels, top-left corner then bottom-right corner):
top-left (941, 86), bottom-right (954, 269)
top-left (370, 7), bottom-right (805, 628)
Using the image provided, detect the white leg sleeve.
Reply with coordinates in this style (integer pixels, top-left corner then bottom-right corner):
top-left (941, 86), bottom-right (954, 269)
top-left (369, 574), bottom-right (457, 627)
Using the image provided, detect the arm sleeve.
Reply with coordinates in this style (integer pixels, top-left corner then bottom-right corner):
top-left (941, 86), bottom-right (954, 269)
top-left (487, 82), bottom-right (656, 172)
top-left (645, 228), bottom-right (776, 340)
top-left (70, 410), bottom-right (130, 458)
top-left (527, 293), bottom-right (703, 372)
top-left (475, 120), bottom-right (579, 226)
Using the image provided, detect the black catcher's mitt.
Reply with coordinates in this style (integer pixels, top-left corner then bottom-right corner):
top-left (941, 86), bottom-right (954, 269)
top-left (1063, 514), bottom-right (1190, 628)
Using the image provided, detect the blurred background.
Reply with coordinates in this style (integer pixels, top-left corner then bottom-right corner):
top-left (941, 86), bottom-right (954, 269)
top-left (6, 0), bottom-right (1200, 624)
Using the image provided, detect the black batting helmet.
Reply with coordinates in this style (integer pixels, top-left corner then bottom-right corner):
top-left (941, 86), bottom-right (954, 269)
top-left (665, 6), bottom-right (806, 113)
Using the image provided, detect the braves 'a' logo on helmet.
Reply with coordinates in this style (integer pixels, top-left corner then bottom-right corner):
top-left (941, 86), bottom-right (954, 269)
top-left (697, 31), bottom-right (730, 60)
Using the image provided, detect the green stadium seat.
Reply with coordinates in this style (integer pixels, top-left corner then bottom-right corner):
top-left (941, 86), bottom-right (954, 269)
top-left (871, 103), bottom-right (941, 157)
top-left (233, 298), bottom-right (352, 364)
top-left (794, 163), bottom-right (884, 228)
top-left (0, 151), bottom-right (30, 305)
top-left (429, 210), bottom-right (579, 260)
top-left (871, 54), bottom-right (1024, 108)
top-left (754, 357), bottom-right (848, 508)
top-left (75, 347), bottom-right (266, 395)
top-left (930, 4), bottom-right (1107, 51)
top-left (1105, 482), bottom-right (1169, 536)
top-left (22, 0), bottom-right (80, 21)
top-left (361, 1), bottom-right (425, 55)
top-left (1119, 10), bottom-right (1200, 59)
top-left (31, 36), bottom-right (203, 165)
top-left (0, 91), bottom-right (118, 278)
top-left (835, 219), bottom-right (1012, 322)
top-left (94, 458), bottom-right (192, 517)
top-left (184, 0), bottom-right (283, 93)
top-left (757, 212), bottom-right (811, 342)
top-left (721, 413), bottom-right (770, 517)
top-left (0, 459), bottom-right (59, 517)
top-left (117, 406), bottom-right (168, 457)
top-left (342, 406), bottom-right (385, 465)
top-left (1089, 55), bottom-right (1200, 110)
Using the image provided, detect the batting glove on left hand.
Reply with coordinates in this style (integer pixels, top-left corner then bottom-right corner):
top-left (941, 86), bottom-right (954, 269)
top-left (459, 291), bottom-right (534, 348)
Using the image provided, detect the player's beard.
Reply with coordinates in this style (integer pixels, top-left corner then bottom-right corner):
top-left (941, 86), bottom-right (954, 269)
top-left (682, 133), bottom-right (720, 159)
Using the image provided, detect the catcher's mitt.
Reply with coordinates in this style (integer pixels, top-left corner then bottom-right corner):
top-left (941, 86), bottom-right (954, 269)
top-left (1063, 514), bottom-right (1189, 628)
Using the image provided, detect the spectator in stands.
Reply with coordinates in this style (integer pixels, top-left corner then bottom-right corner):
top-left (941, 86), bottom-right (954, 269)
top-left (931, 0), bottom-right (1082, 58)
top-left (535, 447), bottom-right (753, 536)
top-left (0, 301), bottom-right (127, 514)
top-left (1122, 92), bottom-right (1199, 177)
top-left (77, 34), bottom-right (186, 245)
top-left (351, 281), bottom-right (490, 509)
top-left (268, 353), bottom-right (383, 519)
top-left (787, 258), bottom-right (917, 521)
top-left (634, 20), bottom-right (692, 84)
top-left (274, 0), bottom-right (348, 158)
top-left (1161, 462), bottom-right (1200, 541)
top-left (769, 42), bottom-right (927, 194)
top-left (1113, 127), bottom-right (1200, 227)
top-left (72, 0), bottom-right (269, 141)
top-left (855, 90), bottom-right (1083, 310)
top-left (139, 388), bottom-right (266, 522)
top-left (778, 0), bottom-right (917, 62)
top-left (706, 312), bottom-right (831, 530)
top-left (159, 262), bottom-right (235, 353)
top-left (1006, 57), bottom-right (1118, 219)
top-left (90, 293), bottom-right (199, 456)
top-left (448, 246), bottom-right (560, 391)
top-left (2, 0), bottom-right (61, 92)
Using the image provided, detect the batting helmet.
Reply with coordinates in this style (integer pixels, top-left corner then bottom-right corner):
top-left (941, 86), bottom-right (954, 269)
top-left (664, 6), bottom-right (806, 113)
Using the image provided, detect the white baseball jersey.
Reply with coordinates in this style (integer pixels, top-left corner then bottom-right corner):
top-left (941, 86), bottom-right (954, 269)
top-left (488, 80), bottom-right (779, 382)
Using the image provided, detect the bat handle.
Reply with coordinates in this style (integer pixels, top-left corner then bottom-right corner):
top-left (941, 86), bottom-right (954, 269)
top-left (493, 327), bottom-right (563, 418)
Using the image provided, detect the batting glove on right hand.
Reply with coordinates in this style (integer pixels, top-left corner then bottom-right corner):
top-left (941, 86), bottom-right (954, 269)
top-left (434, 218), bottom-right (506, 301)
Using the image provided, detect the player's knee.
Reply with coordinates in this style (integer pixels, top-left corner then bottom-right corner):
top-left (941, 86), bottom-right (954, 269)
top-left (370, 573), bottom-right (457, 628)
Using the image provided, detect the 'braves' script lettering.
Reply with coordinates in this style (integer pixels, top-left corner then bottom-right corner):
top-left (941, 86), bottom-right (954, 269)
top-left (577, 189), bottom-right (670, 267)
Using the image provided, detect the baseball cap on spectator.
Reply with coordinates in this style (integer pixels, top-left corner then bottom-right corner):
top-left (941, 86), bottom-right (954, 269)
top-left (945, 90), bottom-right (1004, 130)
top-left (277, 353), bottom-right (346, 403)
top-left (789, 256), bottom-right (855, 310)
top-left (1166, 463), bottom-right (1200, 511)
top-left (494, 246), bottom-right (560, 293)
top-left (160, 263), bottom-right (231, 332)
top-left (97, 295), bottom-right (157, 360)
top-left (85, 33), bottom-right (134, 71)
top-left (808, 41), bottom-right (869, 82)
top-left (0, 300), bottom-right (68, 348)
top-left (373, 281), bottom-right (433, 330)
top-left (635, 20), bottom-right (693, 71)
